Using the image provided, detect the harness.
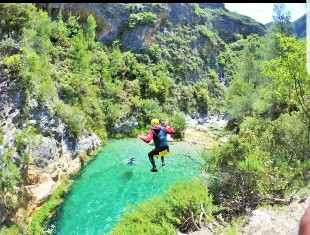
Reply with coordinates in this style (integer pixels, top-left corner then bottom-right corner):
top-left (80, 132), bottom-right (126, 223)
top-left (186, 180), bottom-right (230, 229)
top-left (154, 148), bottom-right (170, 158)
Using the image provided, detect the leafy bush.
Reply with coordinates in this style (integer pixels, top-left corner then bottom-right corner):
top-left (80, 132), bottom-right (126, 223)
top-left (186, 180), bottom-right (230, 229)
top-left (109, 177), bottom-right (217, 235)
top-left (0, 3), bottom-right (36, 37)
top-left (0, 147), bottom-right (21, 193)
top-left (168, 113), bottom-right (186, 139)
top-left (3, 54), bottom-right (23, 72)
top-left (134, 98), bottom-right (163, 127)
top-left (148, 71), bottom-right (172, 103)
top-left (128, 12), bottom-right (157, 28)
top-left (109, 196), bottom-right (176, 235)
top-left (148, 43), bottom-right (161, 61)
top-left (194, 81), bottom-right (211, 114)
top-left (55, 102), bottom-right (86, 137)
top-left (0, 224), bottom-right (23, 235)
top-left (203, 113), bottom-right (310, 209)
top-left (196, 24), bottom-right (215, 40)
top-left (15, 125), bottom-right (37, 159)
top-left (0, 147), bottom-right (21, 213)
top-left (166, 178), bottom-right (217, 232)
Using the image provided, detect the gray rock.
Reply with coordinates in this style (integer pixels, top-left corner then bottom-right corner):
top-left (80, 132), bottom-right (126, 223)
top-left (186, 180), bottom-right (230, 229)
top-left (62, 130), bottom-right (78, 156)
top-left (168, 3), bottom-right (195, 25)
top-left (35, 3), bottom-right (266, 49)
top-left (30, 136), bottom-right (58, 168)
top-left (78, 133), bottom-right (101, 154)
top-left (238, 194), bottom-right (310, 235)
top-left (112, 116), bottom-right (139, 132)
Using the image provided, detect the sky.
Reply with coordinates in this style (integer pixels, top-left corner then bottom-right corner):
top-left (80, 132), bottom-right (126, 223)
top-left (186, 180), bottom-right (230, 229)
top-left (224, 3), bottom-right (307, 25)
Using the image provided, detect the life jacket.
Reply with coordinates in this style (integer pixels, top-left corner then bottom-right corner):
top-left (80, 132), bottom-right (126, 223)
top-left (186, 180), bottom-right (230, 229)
top-left (151, 125), bottom-right (168, 149)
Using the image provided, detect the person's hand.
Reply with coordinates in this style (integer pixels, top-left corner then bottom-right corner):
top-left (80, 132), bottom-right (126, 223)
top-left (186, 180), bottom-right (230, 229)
top-left (137, 134), bottom-right (142, 139)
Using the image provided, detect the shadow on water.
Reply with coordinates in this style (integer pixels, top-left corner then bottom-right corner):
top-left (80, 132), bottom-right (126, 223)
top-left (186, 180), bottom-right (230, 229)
top-left (120, 171), bottom-right (134, 182)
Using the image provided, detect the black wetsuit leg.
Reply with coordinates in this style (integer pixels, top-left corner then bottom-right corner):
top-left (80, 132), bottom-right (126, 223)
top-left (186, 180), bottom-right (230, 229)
top-left (148, 150), bottom-right (157, 168)
top-left (148, 146), bottom-right (169, 168)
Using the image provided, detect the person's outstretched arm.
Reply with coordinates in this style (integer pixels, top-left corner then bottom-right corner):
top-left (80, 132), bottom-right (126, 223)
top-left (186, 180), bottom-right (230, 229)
top-left (137, 130), bottom-right (154, 143)
top-left (164, 126), bottom-right (176, 134)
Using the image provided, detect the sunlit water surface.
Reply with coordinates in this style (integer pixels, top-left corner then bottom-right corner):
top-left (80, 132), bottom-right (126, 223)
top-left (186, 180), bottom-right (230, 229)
top-left (47, 138), bottom-right (204, 235)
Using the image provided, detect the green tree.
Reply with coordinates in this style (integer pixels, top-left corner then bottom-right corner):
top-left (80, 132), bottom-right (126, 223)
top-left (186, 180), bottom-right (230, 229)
top-left (225, 79), bottom-right (255, 120)
top-left (148, 70), bottom-right (172, 103)
top-left (84, 14), bottom-right (96, 49)
top-left (50, 10), bottom-right (70, 47)
top-left (237, 34), bottom-right (264, 86)
top-left (68, 31), bottom-right (91, 75)
top-left (263, 3), bottom-right (293, 61)
top-left (272, 3), bottom-right (293, 36)
top-left (21, 8), bottom-right (54, 56)
top-left (0, 3), bottom-right (36, 37)
top-left (262, 34), bottom-right (310, 143)
top-left (65, 13), bottom-right (81, 38)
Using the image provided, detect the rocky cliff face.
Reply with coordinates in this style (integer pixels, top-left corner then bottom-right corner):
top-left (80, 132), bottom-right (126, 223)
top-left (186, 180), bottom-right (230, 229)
top-left (34, 3), bottom-right (266, 86)
top-left (0, 58), bottom-right (101, 224)
top-left (35, 3), bottom-right (266, 52)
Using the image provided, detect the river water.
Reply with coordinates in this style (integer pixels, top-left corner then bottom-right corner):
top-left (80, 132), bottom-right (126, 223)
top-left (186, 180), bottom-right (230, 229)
top-left (47, 138), bottom-right (205, 235)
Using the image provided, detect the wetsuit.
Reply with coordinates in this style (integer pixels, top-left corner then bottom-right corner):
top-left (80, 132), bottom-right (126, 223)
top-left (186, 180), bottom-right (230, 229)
top-left (139, 124), bottom-right (176, 169)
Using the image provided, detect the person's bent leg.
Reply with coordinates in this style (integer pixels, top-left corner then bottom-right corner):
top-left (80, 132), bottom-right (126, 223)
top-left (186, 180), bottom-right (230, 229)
top-left (148, 150), bottom-right (158, 172)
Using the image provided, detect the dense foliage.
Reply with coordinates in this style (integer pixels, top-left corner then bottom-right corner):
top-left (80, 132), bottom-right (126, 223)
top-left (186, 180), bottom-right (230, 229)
top-left (107, 3), bottom-right (309, 234)
top-left (0, 3), bottom-right (308, 235)
top-left (109, 178), bottom-right (217, 235)
top-left (201, 4), bottom-right (310, 227)
top-left (2, 4), bottom-right (203, 143)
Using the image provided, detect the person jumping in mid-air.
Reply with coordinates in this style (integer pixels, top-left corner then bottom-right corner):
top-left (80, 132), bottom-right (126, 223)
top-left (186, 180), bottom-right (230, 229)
top-left (137, 118), bottom-right (176, 172)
